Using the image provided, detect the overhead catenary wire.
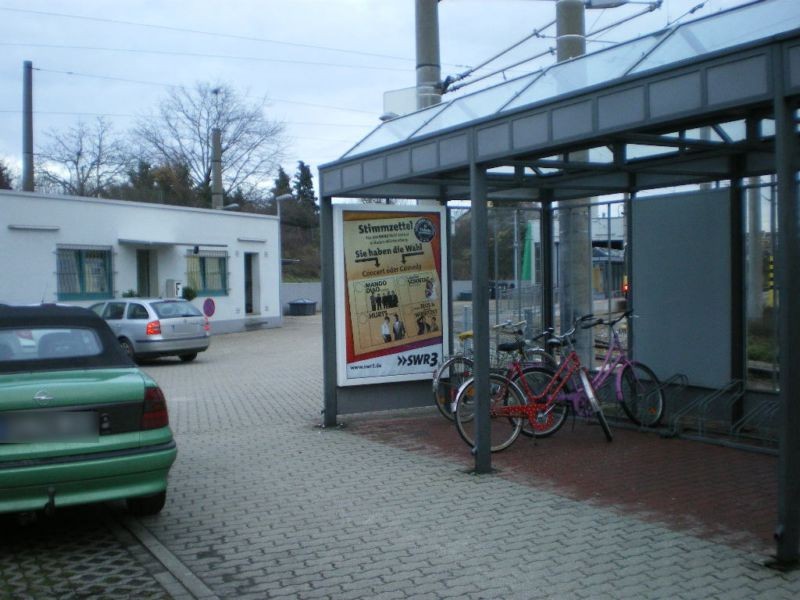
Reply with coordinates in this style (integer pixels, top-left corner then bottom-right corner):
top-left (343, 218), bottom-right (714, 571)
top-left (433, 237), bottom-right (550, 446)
top-left (445, 0), bottom-right (666, 95)
top-left (441, 19), bottom-right (556, 92)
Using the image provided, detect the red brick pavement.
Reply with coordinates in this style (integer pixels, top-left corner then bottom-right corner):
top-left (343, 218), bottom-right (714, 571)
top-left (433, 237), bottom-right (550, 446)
top-left (345, 411), bottom-right (777, 553)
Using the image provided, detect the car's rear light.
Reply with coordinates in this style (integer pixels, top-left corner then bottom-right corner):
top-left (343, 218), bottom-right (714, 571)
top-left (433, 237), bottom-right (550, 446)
top-left (146, 320), bottom-right (161, 335)
top-left (142, 386), bottom-right (169, 430)
top-left (204, 317), bottom-right (210, 332)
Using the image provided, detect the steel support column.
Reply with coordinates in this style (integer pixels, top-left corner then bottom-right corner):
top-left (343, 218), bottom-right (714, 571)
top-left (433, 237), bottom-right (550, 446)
top-left (773, 48), bottom-right (800, 564)
top-left (470, 163), bottom-right (491, 473)
top-left (320, 196), bottom-right (339, 427)
top-left (541, 196), bottom-right (554, 332)
top-left (444, 201), bottom-right (454, 355)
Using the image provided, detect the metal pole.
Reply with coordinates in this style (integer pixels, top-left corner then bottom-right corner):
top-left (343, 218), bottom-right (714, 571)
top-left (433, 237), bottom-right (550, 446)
top-left (22, 60), bottom-right (34, 192)
top-left (541, 197), bottom-right (554, 332)
top-left (493, 207), bottom-right (499, 327)
top-left (773, 47), bottom-right (800, 565)
top-left (211, 128), bottom-right (223, 209)
top-left (320, 195), bottom-right (338, 427)
top-left (514, 209), bottom-right (521, 321)
top-left (415, 0), bottom-right (442, 109)
top-left (470, 162), bottom-right (491, 473)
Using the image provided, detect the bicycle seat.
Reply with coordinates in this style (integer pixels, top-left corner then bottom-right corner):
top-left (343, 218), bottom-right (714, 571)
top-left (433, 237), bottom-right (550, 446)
top-left (496, 340), bottom-right (525, 353)
top-left (457, 330), bottom-right (474, 341)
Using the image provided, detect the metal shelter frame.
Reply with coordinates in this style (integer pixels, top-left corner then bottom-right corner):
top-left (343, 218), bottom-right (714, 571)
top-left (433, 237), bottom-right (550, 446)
top-left (318, 0), bottom-right (800, 562)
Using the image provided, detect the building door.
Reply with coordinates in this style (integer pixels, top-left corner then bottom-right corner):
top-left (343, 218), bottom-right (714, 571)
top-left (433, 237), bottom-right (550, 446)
top-left (244, 253), bottom-right (258, 314)
top-left (136, 250), bottom-right (151, 297)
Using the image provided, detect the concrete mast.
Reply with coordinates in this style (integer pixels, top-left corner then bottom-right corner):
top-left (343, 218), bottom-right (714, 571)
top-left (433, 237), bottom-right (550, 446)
top-left (22, 61), bottom-right (34, 192)
top-left (415, 0), bottom-right (442, 109)
top-left (556, 0), bottom-right (593, 360)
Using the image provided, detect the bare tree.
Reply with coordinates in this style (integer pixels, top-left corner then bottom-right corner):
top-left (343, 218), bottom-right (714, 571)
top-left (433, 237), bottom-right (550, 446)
top-left (134, 82), bottom-right (285, 198)
top-left (38, 118), bottom-right (129, 197)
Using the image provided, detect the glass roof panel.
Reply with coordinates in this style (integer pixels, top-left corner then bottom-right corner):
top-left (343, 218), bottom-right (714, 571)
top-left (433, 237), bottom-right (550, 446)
top-left (338, 0), bottom-right (800, 161)
top-left (503, 32), bottom-right (664, 112)
top-left (343, 104), bottom-right (447, 157)
top-left (412, 73), bottom-right (540, 138)
top-left (632, 0), bottom-right (800, 74)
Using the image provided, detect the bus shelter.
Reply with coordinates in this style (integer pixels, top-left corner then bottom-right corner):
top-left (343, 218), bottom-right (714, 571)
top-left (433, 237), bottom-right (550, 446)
top-left (318, 0), bottom-right (800, 562)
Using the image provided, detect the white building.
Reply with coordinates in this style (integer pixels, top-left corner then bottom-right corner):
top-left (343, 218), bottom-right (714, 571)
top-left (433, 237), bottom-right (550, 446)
top-left (0, 190), bottom-right (281, 333)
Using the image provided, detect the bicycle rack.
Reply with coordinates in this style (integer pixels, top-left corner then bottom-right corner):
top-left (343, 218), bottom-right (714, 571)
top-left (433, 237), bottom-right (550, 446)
top-left (731, 396), bottom-right (779, 446)
top-left (600, 371), bottom-right (688, 428)
top-left (666, 379), bottom-right (745, 438)
top-left (653, 373), bottom-right (688, 420)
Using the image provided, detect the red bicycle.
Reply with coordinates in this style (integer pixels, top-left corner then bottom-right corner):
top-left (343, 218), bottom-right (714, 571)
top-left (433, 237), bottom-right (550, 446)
top-left (453, 314), bottom-right (615, 452)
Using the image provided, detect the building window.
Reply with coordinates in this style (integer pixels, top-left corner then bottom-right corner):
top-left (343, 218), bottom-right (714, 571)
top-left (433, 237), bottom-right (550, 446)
top-left (57, 247), bottom-right (113, 300)
top-left (186, 251), bottom-right (228, 295)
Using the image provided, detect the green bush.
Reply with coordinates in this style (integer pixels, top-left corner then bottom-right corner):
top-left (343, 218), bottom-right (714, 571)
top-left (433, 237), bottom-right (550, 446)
top-left (181, 286), bottom-right (197, 301)
top-left (122, 289), bottom-right (138, 298)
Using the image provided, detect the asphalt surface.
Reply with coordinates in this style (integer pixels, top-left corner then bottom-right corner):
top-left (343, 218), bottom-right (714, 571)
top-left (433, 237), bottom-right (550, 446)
top-left (2, 313), bottom-right (799, 599)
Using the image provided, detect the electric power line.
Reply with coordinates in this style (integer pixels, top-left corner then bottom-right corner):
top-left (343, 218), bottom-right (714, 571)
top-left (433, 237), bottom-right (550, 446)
top-left (0, 109), bottom-right (374, 129)
top-left (0, 42), bottom-right (413, 73)
top-left (0, 5), bottom-right (446, 67)
top-left (24, 68), bottom-right (379, 116)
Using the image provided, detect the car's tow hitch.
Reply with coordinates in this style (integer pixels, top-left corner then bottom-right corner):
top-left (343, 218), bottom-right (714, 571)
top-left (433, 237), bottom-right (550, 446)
top-left (43, 486), bottom-right (56, 517)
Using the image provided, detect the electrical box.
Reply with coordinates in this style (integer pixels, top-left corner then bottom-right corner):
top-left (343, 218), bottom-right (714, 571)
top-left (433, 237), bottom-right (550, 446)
top-left (165, 279), bottom-right (182, 298)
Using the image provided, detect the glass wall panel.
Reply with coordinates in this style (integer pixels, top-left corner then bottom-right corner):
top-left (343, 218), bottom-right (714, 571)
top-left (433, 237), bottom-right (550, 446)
top-left (745, 177), bottom-right (779, 392)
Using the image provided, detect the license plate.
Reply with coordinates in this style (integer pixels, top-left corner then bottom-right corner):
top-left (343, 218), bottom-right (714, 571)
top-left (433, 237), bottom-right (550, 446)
top-left (0, 411), bottom-right (99, 443)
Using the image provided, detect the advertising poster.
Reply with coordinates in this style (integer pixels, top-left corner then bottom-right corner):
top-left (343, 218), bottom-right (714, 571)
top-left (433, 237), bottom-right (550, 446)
top-left (333, 205), bottom-right (448, 386)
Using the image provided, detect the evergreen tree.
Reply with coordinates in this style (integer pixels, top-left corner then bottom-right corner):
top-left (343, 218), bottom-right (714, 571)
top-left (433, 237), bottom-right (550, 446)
top-left (292, 161), bottom-right (317, 214)
top-left (269, 167), bottom-right (292, 215)
top-left (0, 159), bottom-right (13, 190)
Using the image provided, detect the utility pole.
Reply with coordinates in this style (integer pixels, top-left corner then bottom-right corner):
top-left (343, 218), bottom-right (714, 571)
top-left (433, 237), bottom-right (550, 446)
top-left (211, 128), bottom-right (223, 209)
top-left (415, 0), bottom-right (442, 109)
top-left (22, 61), bottom-right (34, 192)
top-left (556, 0), bottom-right (593, 362)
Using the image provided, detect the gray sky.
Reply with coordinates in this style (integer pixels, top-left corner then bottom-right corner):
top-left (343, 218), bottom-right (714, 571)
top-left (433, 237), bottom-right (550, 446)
top-left (0, 0), bottom-right (751, 190)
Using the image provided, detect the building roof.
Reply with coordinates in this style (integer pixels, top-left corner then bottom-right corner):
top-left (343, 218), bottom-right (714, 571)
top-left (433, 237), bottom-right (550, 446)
top-left (319, 0), bottom-right (800, 202)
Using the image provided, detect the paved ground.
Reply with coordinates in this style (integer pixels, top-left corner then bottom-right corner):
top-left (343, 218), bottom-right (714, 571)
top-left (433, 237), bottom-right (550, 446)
top-left (2, 313), bottom-right (800, 599)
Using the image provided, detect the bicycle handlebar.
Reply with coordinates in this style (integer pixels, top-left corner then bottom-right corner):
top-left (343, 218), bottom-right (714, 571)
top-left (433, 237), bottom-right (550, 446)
top-left (491, 320), bottom-right (526, 334)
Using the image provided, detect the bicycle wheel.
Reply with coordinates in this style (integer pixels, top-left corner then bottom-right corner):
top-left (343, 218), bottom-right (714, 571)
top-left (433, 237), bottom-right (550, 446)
top-left (454, 373), bottom-right (525, 452)
top-left (580, 369), bottom-right (613, 442)
top-left (432, 355), bottom-right (473, 420)
top-left (523, 347), bottom-right (559, 370)
top-left (618, 362), bottom-right (664, 427)
top-left (513, 365), bottom-right (569, 438)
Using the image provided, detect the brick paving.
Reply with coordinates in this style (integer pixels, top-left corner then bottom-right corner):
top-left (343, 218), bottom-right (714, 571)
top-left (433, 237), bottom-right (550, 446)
top-left (347, 410), bottom-right (778, 552)
top-left (2, 313), bottom-right (799, 599)
top-left (0, 507), bottom-right (173, 599)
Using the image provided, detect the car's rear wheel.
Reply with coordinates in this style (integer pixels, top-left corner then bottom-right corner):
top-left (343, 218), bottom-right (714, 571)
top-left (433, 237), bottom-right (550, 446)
top-left (127, 491), bottom-right (167, 516)
top-left (179, 353), bottom-right (197, 362)
top-left (119, 337), bottom-right (136, 361)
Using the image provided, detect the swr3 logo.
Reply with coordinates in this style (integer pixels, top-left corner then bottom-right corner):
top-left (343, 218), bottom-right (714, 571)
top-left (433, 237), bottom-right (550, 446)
top-left (397, 352), bottom-right (439, 367)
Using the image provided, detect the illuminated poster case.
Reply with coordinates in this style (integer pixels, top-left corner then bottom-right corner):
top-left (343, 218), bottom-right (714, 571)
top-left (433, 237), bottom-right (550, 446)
top-left (333, 205), bottom-right (449, 386)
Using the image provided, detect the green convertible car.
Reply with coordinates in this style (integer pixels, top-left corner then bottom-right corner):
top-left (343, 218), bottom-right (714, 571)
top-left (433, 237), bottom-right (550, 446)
top-left (0, 304), bottom-right (177, 516)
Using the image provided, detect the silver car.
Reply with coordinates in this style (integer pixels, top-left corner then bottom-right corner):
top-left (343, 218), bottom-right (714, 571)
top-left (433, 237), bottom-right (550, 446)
top-left (90, 299), bottom-right (210, 362)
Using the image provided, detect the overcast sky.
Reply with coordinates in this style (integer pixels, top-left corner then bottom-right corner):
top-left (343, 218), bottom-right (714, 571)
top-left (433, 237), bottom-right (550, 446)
top-left (0, 0), bottom-right (752, 190)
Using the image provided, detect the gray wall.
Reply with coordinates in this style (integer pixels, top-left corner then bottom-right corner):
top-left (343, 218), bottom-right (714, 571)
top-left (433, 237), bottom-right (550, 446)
top-left (281, 282), bottom-right (322, 315)
top-left (632, 189), bottom-right (731, 389)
